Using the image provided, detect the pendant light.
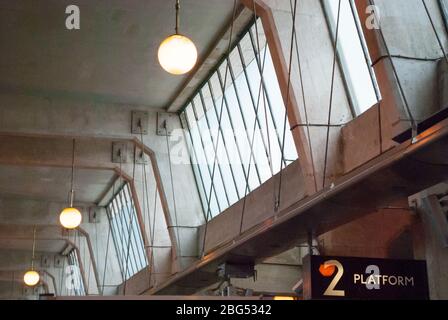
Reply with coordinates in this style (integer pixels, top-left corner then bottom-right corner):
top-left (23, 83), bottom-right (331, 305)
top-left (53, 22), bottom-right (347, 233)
top-left (59, 139), bottom-right (82, 229)
top-left (158, 0), bottom-right (198, 75)
top-left (24, 227), bottom-right (40, 287)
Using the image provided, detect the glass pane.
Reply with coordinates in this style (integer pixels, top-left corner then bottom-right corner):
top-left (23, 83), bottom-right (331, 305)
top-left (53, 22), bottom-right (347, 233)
top-left (181, 18), bottom-right (300, 218)
top-left (202, 87), bottom-right (239, 204)
top-left (325, 0), bottom-right (378, 114)
top-left (107, 183), bottom-right (148, 280)
top-left (218, 64), bottom-right (261, 191)
top-left (193, 96), bottom-right (229, 209)
top-left (181, 112), bottom-right (209, 214)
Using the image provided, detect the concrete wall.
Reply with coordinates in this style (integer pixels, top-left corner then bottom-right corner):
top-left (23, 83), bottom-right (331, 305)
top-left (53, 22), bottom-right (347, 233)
top-left (201, 159), bottom-right (305, 254)
top-left (352, 0), bottom-right (448, 153)
top-left (319, 206), bottom-right (415, 258)
top-left (266, 0), bottom-right (353, 189)
top-left (0, 93), bottom-right (205, 296)
top-left (411, 183), bottom-right (448, 300)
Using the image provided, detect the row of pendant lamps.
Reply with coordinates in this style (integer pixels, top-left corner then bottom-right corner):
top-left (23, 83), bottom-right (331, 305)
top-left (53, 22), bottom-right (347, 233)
top-left (24, 139), bottom-right (82, 287)
top-left (25, 0), bottom-right (195, 288)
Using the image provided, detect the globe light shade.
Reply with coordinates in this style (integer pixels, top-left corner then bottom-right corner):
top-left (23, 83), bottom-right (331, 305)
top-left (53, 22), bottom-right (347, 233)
top-left (158, 34), bottom-right (198, 75)
top-left (59, 207), bottom-right (82, 229)
top-left (24, 270), bottom-right (40, 287)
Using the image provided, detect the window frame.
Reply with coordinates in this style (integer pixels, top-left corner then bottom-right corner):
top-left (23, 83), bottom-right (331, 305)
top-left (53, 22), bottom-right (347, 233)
top-left (179, 17), bottom-right (299, 219)
top-left (67, 249), bottom-right (86, 296)
top-left (106, 183), bottom-right (148, 280)
top-left (322, 0), bottom-right (381, 116)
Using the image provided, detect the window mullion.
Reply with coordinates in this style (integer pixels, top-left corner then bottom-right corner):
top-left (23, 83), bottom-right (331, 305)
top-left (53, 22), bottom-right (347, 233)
top-left (117, 191), bottom-right (137, 276)
top-left (181, 113), bottom-right (211, 220)
top-left (227, 54), bottom-right (274, 178)
top-left (126, 185), bottom-right (148, 268)
top-left (216, 68), bottom-right (262, 186)
top-left (198, 89), bottom-right (233, 207)
top-left (248, 28), bottom-right (287, 167)
top-left (204, 83), bottom-right (242, 200)
top-left (208, 79), bottom-right (253, 194)
top-left (121, 185), bottom-right (144, 272)
top-left (111, 199), bottom-right (127, 276)
top-left (107, 207), bottom-right (125, 281)
top-left (191, 99), bottom-right (222, 215)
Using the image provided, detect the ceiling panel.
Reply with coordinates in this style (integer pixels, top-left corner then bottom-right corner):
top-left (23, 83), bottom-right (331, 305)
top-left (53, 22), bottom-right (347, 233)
top-left (0, 165), bottom-right (115, 204)
top-left (0, 0), bottom-right (238, 108)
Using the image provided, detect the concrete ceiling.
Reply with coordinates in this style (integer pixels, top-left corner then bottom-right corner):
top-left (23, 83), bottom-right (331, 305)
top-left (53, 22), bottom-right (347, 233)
top-left (0, 0), bottom-right (238, 108)
top-left (0, 239), bottom-right (66, 254)
top-left (0, 165), bottom-right (115, 204)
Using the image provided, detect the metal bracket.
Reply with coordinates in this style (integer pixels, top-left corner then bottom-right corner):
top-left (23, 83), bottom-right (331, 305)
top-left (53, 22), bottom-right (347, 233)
top-left (54, 255), bottom-right (65, 268)
top-left (157, 112), bottom-right (176, 136)
top-left (41, 255), bottom-right (52, 268)
top-left (112, 142), bottom-right (128, 163)
top-left (132, 111), bottom-right (149, 135)
top-left (89, 207), bottom-right (102, 223)
top-left (134, 147), bottom-right (149, 164)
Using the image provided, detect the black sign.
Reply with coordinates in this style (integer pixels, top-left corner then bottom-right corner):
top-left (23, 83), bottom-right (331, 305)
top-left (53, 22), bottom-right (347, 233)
top-left (303, 255), bottom-right (429, 300)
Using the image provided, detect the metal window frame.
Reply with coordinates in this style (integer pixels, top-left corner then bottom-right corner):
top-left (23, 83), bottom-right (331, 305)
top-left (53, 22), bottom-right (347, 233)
top-left (321, 0), bottom-right (380, 116)
top-left (192, 95), bottom-right (231, 209)
top-left (180, 112), bottom-right (211, 220)
top-left (184, 103), bottom-right (222, 217)
top-left (179, 17), bottom-right (299, 219)
top-left (67, 249), bottom-right (86, 296)
top-left (124, 185), bottom-right (148, 271)
top-left (106, 184), bottom-right (148, 280)
top-left (247, 27), bottom-right (288, 169)
top-left (189, 99), bottom-right (223, 216)
top-left (439, 0), bottom-right (448, 34)
top-left (207, 77), bottom-right (252, 197)
top-left (216, 66), bottom-right (263, 187)
top-left (230, 44), bottom-right (274, 179)
top-left (198, 88), bottom-right (240, 204)
top-left (219, 55), bottom-right (267, 186)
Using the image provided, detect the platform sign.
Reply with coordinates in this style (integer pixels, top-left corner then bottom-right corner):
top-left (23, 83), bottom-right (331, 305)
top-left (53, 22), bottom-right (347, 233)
top-left (303, 255), bottom-right (429, 300)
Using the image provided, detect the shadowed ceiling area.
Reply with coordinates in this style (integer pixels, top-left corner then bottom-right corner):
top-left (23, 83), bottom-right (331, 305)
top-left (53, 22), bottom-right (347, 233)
top-left (0, 0), bottom-right (238, 108)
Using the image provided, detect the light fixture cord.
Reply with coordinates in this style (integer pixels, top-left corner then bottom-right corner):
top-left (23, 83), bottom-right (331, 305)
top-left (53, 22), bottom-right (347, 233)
top-left (69, 138), bottom-right (76, 208)
top-left (31, 226), bottom-right (36, 271)
top-left (175, 0), bottom-right (180, 34)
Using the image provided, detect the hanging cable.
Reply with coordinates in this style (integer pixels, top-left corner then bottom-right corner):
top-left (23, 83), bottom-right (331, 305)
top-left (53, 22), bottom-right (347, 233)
top-left (175, 0), bottom-right (180, 35)
top-left (368, 0), bottom-right (417, 138)
top-left (422, 0), bottom-right (448, 64)
top-left (164, 120), bottom-right (182, 259)
top-left (239, 0), bottom-right (271, 234)
top-left (138, 139), bottom-right (151, 288)
top-left (123, 146), bottom-right (137, 295)
top-left (138, 122), bottom-right (158, 289)
top-left (101, 176), bottom-right (117, 295)
top-left (349, 0), bottom-right (381, 102)
top-left (31, 226), bottom-right (37, 271)
top-left (290, 0), bottom-right (318, 192)
top-left (86, 238), bottom-right (91, 294)
top-left (59, 252), bottom-right (65, 296)
top-left (200, 0), bottom-right (238, 258)
top-left (275, 0), bottom-right (299, 210)
top-left (100, 213), bottom-right (112, 296)
top-left (93, 210), bottom-right (100, 295)
top-left (322, 0), bottom-right (342, 189)
top-left (251, 10), bottom-right (274, 175)
top-left (69, 139), bottom-right (76, 208)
